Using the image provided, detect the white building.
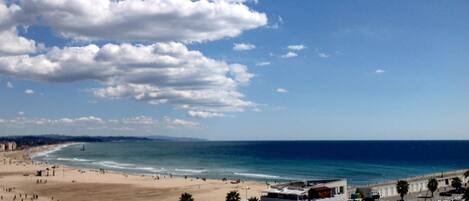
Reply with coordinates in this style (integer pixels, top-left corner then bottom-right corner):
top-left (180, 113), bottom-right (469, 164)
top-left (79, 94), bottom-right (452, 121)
top-left (0, 141), bottom-right (16, 151)
top-left (362, 169), bottom-right (467, 198)
top-left (261, 179), bottom-right (347, 201)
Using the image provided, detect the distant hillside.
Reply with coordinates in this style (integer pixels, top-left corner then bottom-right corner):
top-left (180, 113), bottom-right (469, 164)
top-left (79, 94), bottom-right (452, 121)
top-left (144, 135), bottom-right (205, 142)
top-left (0, 134), bottom-right (205, 148)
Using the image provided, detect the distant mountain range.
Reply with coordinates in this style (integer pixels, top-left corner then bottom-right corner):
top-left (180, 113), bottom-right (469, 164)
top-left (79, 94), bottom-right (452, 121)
top-left (0, 134), bottom-right (206, 148)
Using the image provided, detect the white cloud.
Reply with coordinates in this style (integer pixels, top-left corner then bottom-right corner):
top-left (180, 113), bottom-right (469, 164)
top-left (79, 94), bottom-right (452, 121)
top-left (276, 88), bottom-right (288, 93)
top-left (318, 52), bottom-right (330, 58)
top-left (15, 0), bottom-right (267, 43)
top-left (0, 42), bottom-right (255, 115)
top-left (229, 64), bottom-right (254, 83)
top-left (0, 2), bottom-right (37, 55)
top-left (187, 110), bottom-right (225, 118)
top-left (121, 116), bottom-right (158, 125)
top-left (256, 61), bottom-right (271, 66)
top-left (375, 69), bottom-right (386, 74)
top-left (164, 117), bottom-right (199, 128)
top-left (287, 44), bottom-right (306, 51)
top-left (59, 116), bottom-right (104, 124)
top-left (6, 81), bottom-right (13, 88)
top-left (0, 28), bottom-right (37, 55)
top-left (233, 43), bottom-right (256, 51)
top-left (17, 111), bottom-right (24, 116)
top-left (24, 89), bottom-right (34, 95)
top-left (0, 115), bottom-right (198, 130)
top-left (281, 51), bottom-right (297, 58)
top-left (0, 0), bottom-right (267, 119)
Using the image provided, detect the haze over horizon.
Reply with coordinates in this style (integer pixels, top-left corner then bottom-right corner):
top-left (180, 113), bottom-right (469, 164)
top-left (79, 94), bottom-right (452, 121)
top-left (1, 0), bottom-right (468, 140)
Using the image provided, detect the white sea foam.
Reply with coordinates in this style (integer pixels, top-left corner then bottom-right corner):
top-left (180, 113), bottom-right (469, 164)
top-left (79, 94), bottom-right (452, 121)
top-left (31, 143), bottom-right (80, 159)
top-left (174, 168), bottom-right (207, 174)
top-left (93, 161), bottom-right (135, 169)
top-left (91, 161), bottom-right (165, 173)
top-left (57, 157), bottom-right (92, 162)
top-left (135, 166), bottom-right (165, 173)
top-left (234, 172), bottom-right (280, 179)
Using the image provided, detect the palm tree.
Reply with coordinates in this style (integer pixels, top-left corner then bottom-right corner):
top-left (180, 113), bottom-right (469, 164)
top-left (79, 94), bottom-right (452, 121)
top-left (427, 178), bottom-right (438, 197)
top-left (226, 191), bottom-right (241, 201)
top-left (451, 177), bottom-right (462, 191)
top-left (396, 180), bottom-right (409, 201)
top-left (179, 192), bottom-right (194, 201)
top-left (247, 197), bottom-right (259, 201)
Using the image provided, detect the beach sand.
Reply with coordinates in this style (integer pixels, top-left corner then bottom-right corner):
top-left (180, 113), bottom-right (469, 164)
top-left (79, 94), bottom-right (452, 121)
top-left (0, 145), bottom-right (268, 201)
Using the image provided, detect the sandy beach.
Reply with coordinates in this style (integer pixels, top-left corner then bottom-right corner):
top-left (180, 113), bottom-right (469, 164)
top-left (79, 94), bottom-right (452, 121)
top-left (0, 145), bottom-right (268, 201)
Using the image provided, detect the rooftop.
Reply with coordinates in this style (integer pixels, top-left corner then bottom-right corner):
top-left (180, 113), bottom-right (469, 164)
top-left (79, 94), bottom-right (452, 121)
top-left (263, 179), bottom-right (345, 196)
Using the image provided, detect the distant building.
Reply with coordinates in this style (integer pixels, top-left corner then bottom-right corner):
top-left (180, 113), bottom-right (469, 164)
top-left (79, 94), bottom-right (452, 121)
top-left (0, 141), bottom-right (17, 151)
top-left (353, 169), bottom-right (467, 199)
top-left (261, 179), bottom-right (347, 201)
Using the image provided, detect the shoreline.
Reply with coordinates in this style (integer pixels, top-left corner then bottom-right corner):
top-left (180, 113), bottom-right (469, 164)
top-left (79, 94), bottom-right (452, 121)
top-left (1, 144), bottom-right (269, 201)
top-left (30, 142), bottom-right (468, 187)
top-left (2, 144), bottom-right (467, 201)
top-left (31, 143), bottom-right (294, 182)
top-left (28, 143), bottom-right (469, 185)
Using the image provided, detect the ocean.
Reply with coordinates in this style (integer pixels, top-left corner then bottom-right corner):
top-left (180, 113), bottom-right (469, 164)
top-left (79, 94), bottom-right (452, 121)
top-left (32, 141), bottom-right (469, 185)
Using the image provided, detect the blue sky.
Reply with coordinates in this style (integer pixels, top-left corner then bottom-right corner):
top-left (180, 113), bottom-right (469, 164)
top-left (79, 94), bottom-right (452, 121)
top-left (0, 0), bottom-right (468, 140)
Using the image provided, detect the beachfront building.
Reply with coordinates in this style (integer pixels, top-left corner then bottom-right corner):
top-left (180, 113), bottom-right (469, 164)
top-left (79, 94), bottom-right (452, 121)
top-left (261, 179), bottom-right (347, 201)
top-left (362, 170), bottom-right (467, 199)
top-left (0, 141), bottom-right (17, 151)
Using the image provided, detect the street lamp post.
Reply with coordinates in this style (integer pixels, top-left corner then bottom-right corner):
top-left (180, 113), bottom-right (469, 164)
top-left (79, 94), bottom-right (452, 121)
top-left (243, 186), bottom-right (250, 201)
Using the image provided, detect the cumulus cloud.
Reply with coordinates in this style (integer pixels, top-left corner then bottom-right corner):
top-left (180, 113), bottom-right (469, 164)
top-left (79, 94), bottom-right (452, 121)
top-left (0, 2), bottom-right (17, 31)
top-left (0, 28), bottom-right (37, 55)
top-left (24, 89), bottom-right (34, 95)
top-left (281, 51), bottom-right (297, 58)
top-left (233, 43), bottom-right (256, 51)
top-left (0, 3), bottom-right (37, 55)
top-left (15, 0), bottom-right (267, 43)
top-left (0, 42), bottom-right (255, 114)
top-left (276, 88), bottom-right (288, 93)
top-left (0, 0), bottom-right (265, 119)
top-left (287, 44), bottom-right (306, 51)
top-left (256, 61), bottom-right (271, 66)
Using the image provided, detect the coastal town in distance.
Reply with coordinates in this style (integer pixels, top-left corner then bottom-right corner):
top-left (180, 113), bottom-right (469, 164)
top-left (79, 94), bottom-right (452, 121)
top-left (1, 0), bottom-right (468, 201)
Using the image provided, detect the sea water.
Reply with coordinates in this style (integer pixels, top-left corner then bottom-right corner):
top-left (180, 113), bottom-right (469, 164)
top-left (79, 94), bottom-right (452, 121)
top-left (32, 141), bottom-right (469, 185)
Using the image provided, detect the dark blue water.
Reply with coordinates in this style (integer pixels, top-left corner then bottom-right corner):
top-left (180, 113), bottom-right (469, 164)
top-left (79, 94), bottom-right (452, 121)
top-left (33, 141), bottom-right (469, 185)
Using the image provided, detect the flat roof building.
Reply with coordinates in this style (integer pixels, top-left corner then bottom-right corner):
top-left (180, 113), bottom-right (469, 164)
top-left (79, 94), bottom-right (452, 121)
top-left (261, 179), bottom-right (347, 201)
